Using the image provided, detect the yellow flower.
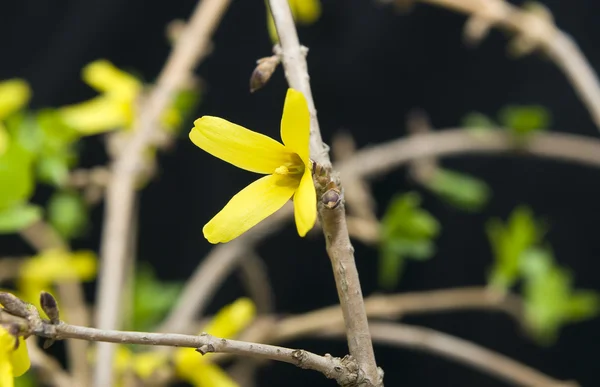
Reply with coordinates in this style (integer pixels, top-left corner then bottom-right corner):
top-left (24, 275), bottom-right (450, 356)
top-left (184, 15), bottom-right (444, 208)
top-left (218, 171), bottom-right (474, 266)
top-left (267, 0), bottom-right (322, 42)
top-left (17, 249), bottom-right (97, 308)
top-left (108, 346), bottom-right (169, 385)
top-left (189, 88), bottom-right (316, 244)
top-left (0, 79), bottom-right (31, 155)
top-left (59, 60), bottom-right (180, 135)
top-left (174, 298), bottom-right (256, 387)
top-left (0, 327), bottom-right (30, 387)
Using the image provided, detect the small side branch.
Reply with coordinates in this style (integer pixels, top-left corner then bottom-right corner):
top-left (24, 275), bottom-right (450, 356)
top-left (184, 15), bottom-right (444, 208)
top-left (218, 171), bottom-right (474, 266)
top-left (268, 0), bottom-right (381, 385)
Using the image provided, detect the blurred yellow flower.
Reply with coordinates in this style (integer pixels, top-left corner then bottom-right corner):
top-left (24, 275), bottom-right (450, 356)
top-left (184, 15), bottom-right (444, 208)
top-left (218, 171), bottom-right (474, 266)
top-left (60, 60), bottom-right (180, 135)
top-left (0, 79), bottom-right (31, 155)
top-left (17, 249), bottom-right (97, 308)
top-left (267, 0), bottom-right (322, 42)
top-left (110, 346), bottom-right (169, 385)
top-left (189, 88), bottom-right (316, 244)
top-left (0, 327), bottom-right (30, 387)
top-left (174, 298), bottom-right (256, 387)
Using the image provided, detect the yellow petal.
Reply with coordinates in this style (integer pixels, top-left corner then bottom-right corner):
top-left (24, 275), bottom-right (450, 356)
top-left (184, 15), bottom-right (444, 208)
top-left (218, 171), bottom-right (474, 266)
top-left (60, 97), bottom-right (133, 134)
top-left (132, 352), bottom-right (169, 379)
top-left (82, 60), bottom-right (141, 100)
top-left (0, 355), bottom-right (13, 387)
top-left (190, 116), bottom-right (295, 174)
top-left (0, 79), bottom-right (31, 119)
top-left (202, 298), bottom-right (256, 339)
top-left (203, 174), bottom-right (298, 243)
top-left (266, 10), bottom-right (279, 43)
top-left (10, 338), bottom-right (29, 377)
top-left (293, 169), bottom-right (316, 237)
top-left (292, 0), bottom-right (322, 24)
top-left (189, 363), bottom-right (239, 387)
top-left (280, 89), bottom-right (310, 165)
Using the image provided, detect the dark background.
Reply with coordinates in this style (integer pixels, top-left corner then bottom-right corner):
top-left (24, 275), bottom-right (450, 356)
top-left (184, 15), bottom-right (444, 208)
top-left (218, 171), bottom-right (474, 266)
top-left (2, 0), bottom-right (600, 386)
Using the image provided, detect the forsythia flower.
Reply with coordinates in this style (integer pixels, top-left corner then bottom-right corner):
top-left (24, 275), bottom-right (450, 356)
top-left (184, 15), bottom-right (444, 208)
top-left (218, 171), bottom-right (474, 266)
top-left (0, 327), bottom-right (30, 387)
top-left (60, 60), bottom-right (181, 135)
top-left (18, 249), bottom-right (97, 309)
top-left (174, 298), bottom-right (256, 387)
top-left (109, 346), bottom-right (169, 385)
top-left (189, 88), bottom-right (316, 243)
top-left (0, 79), bottom-right (31, 155)
top-left (267, 0), bottom-right (322, 43)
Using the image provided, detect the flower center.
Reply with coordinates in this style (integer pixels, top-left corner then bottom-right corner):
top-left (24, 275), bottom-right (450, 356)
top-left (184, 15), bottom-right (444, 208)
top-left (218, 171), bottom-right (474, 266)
top-left (274, 163), bottom-right (304, 176)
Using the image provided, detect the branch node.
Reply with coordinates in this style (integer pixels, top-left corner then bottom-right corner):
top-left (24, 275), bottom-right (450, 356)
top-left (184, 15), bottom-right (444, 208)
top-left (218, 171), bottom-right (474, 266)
top-left (196, 343), bottom-right (215, 355)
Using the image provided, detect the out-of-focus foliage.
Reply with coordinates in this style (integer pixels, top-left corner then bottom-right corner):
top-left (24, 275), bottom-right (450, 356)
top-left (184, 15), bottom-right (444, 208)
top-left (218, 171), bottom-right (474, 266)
top-left (520, 248), bottom-right (600, 344)
top-left (13, 372), bottom-right (36, 387)
top-left (0, 79), bottom-right (31, 155)
top-left (462, 105), bottom-right (551, 139)
top-left (487, 206), bottom-right (545, 291)
top-left (498, 105), bottom-right (550, 137)
top-left (266, 0), bottom-right (322, 43)
top-left (131, 265), bottom-right (183, 332)
top-left (486, 207), bottom-right (600, 343)
top-left (174, 297), bottom-right (256, 387)
top-left (379, 193), bottom-right (440, 289)
top-left (47, 191), bottom-right (88, 240)
top-left (425, 168), bottom-right (491, 212)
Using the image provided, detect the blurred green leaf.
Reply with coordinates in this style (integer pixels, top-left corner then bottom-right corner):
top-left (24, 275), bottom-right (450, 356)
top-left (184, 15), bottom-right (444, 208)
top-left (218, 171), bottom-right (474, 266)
top-left (486, 206), bottom-right (545, 291)
top-left (48, 191), bottom-right (88, 240)
top-left (461, 111), bottom-right (497, 132)
top-left (162, 88), bottom-right (202, 133)
top-left (14, 371), bottom-right (37, 387)
top-left (498, 105), bottom-right (550, 137)
top-left (426, 169), bottom-right (491, 212)
top-left (0, 203), bottom-right (41, 234)
top-left (379, 193), bottom-right (440, 289)
top-left (0, 142), bottom-right (35, 210)
top-left (132, 264), bottom-right (183, 331)
top-left (519, 248), bottom-right (600, 344)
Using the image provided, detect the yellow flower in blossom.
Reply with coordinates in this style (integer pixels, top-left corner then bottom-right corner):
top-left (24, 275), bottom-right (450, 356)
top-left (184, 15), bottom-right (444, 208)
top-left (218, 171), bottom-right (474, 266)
top-left (0, 79), bottom-right (31, 155)
top-left (0, 327), bottom-right (30, 387)
top-left (189, 88), bottom-right (316, 243)
top-left (174, 298), bottom-right (256, 387)
top-left (60, 60), bottom-right (181, 135)
top-left (267, 0), bottom-right (322, 43)
top-left (17, 249), bottom-right (97, 309)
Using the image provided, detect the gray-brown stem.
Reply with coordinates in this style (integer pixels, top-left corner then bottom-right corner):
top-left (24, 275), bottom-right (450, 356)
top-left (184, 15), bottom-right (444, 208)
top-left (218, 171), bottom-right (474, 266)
top-left (268, 0), bottom-right (381, 385)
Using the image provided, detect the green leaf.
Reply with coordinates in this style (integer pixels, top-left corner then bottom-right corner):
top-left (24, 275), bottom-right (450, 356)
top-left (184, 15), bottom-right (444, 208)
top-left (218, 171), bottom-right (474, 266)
top-left (379, 193), bottom-right (440, 289)
top-left (520, 248), bottom-right (600, 344)
top-left (14, 371), bottom-right (37, 387)
top-left (132, 264), bottom-right (183, 331)
top-left (0, 141), bottom-right (35, 210)
top-left (48, 191), bottom-right (88, 240)
top-left (462, 112), bottom-right (496, 129)
top-left (498, 105), bottom-right (550, 137)
top-left (486, 206), bottom-right (544, 291)
top-left (0, 203), bottom-right (41, 234)
top-left (426, 169), bottom-right (491, 212)
top-left (564, 291), bottom-right (600, 322)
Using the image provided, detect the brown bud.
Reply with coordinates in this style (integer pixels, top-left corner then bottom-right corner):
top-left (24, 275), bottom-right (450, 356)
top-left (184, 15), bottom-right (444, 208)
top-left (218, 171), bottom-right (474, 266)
top-left (40, 291), bottom-right (60, 324)
top-left (250, 55), bottom-right (281, 93)
top-left (0, 292), bottom-right (30, 319)
top-left (322, 189), bottom-right (342, 209)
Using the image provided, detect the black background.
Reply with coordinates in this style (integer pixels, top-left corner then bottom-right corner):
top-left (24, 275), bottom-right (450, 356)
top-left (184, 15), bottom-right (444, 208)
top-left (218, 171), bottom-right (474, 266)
top-left (2, 0), bottom-right (600, 386)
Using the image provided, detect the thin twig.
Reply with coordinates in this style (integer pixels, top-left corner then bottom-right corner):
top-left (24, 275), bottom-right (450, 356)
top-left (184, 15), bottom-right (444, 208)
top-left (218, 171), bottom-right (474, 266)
top-left (93, 0), bottom-right (231, 385)
top-left (159, 204), bottom-right (291, 333)
top-left (417, 0), bottom-right (600, 130)
top-left (26, 337), bottom-right (74, 387)
top-left (20, 221), bottom-right (90, 385)
top-left (268, 0), bottom-right (381, 385)
top-left (362, 323), bottom-right (577, 387)
top-left (238, 252), bottom-right (275, 314)
top-left (18, 316), bottom-right (360, 386)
